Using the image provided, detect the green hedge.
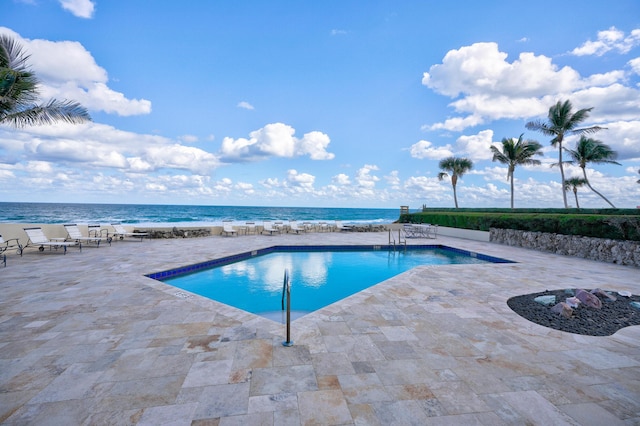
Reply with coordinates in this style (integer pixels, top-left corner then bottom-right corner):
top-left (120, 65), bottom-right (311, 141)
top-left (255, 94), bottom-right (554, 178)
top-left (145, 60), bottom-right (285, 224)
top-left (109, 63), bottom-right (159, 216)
top-left (400, 210), bottom-right (640, 242)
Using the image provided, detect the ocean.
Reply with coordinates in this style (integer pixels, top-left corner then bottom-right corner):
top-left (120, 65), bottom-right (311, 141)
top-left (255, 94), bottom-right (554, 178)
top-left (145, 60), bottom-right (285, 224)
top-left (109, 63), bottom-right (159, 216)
top-left (0, 202), bottom-right (403, 227)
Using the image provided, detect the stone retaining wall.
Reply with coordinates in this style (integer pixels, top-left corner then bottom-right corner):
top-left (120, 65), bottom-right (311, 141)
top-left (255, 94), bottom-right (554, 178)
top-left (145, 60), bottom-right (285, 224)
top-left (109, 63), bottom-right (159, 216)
top-left (490, 228), bottom-right (640, 267)
top-left (137, 227), bottom-right (212, 239)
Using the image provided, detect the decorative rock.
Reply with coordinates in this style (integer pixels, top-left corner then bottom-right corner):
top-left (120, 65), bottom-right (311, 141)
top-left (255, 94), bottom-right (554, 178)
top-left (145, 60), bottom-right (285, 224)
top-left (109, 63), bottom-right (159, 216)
top-left (631, 302), bottom-right (640, 311)
top-left (575, 289), bottom-right (602, 309)
top-left (591, 288), bottom-right (617, 302)
top-left (551, 302), bottom-right (573, 318)
top-left (565, 297), bottom-right (580, 308)
top-left (534, 295), bottom-right (556, 306)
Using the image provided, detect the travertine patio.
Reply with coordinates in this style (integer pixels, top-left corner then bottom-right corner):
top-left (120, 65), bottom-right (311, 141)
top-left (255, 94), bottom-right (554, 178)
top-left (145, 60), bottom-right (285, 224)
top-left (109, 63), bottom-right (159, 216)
top-left (1, 231), bottom-right (638, 425)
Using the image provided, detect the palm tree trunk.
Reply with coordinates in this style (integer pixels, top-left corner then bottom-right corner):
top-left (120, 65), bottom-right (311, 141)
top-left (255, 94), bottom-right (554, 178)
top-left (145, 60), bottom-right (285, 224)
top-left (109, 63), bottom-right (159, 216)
top-left (558, 144), bottom-right (568, 208)
top-left (510, 175), bottom-right (514, 209)
top-left (581, 167), bottom-right (616, 208)
top-left (573, 189), bottom-right (580, 209)
top-left (452, 184), bottom-right (459, 208)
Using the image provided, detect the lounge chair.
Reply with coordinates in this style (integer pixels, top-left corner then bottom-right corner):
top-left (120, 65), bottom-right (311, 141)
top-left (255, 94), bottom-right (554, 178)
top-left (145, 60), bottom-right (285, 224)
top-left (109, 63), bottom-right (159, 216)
top-left (335, 221), bottom-right (353, 232)
top-left (221, 220), bottom-right (237, 237)
top-left (318, 222), bottom-right (331, 232)
top-left (244, 222), bottom-right (256, 235)
top-left (1, 234), bottom-right (23, 266)
top-left (64, 224), bottom-right (102, 247)
top-left (261, 221), bottom-right (279, 235)
top-left (22, 227), bottom-right (80, 254)
top-left (111, 223), bottom-right (148, 241)
top-left (288, 221), bottom-right (305, 234)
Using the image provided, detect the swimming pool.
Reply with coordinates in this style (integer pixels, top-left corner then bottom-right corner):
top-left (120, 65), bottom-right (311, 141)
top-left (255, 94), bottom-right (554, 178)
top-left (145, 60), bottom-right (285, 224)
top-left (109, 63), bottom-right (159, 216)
top-left (149, 245), bottom-right (512, 321)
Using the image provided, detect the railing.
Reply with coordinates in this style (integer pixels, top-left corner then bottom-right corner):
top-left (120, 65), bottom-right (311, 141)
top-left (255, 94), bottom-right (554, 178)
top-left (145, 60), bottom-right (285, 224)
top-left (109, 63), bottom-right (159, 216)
top-left (281, 268), bottom-right (293, 346)
top-left (388, 229), bottom-right (406, 252)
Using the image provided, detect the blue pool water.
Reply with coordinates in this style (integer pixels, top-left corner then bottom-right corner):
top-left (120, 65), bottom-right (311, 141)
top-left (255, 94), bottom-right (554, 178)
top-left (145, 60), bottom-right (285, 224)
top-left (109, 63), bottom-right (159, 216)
top-left (155, 246), bottom-right (510, 321)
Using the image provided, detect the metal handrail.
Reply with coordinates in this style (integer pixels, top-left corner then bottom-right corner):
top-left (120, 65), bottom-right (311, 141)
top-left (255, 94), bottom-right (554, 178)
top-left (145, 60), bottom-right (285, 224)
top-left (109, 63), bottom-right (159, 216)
top-left (282, 269), bottom-right (293, 346)
top-left (281, 268), bottom-right (289, 310)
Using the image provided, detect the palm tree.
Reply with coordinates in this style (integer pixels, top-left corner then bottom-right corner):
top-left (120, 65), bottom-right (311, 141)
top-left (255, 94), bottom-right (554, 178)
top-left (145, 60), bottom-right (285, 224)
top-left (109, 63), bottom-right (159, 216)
top-left (490, 134), bottom-right (543, 209)
top-left (0, 35), bottom-right (91, 127)
top-left (525, 100), bottom-right (602, 208)
top-left (563, 177), bottom-right (588, 209)
top-left (564, 136), bottom-right (620, 208)
top-left (637, 169), bottom-right (640, 184)
top-left (437, 156), bottom-right (474, 208)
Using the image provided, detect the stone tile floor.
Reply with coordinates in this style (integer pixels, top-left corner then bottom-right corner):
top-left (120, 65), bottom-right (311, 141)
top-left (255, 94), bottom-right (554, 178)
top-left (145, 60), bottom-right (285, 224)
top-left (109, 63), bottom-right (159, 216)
top-left (0, 231), bottom-right (639, 425)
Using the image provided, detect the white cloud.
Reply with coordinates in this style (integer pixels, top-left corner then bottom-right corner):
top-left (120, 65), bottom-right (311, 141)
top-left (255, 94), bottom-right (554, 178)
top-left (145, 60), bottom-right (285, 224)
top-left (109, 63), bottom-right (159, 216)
top-left (571, 27), bottom-right (640, 56)
top-left (219, 123), bottom-right (334, 162)
top-left (596, 121), bottom-right (640, 161)
top-left (59, 0), bottom-right (95, 18)
top-left (179, 135), bottom-right (199, 143)
top-left (331, 29), bottom-right (348, 36)
top-left (287, 169), bottom-right (315, 191)
top-left (0, 121), bottom-right (221, 175)
top-left (421, 41), bottom-right (639, 133)
top-left (384, 171), bottom-right (401, 188)
top-left (332, 173), bottom-right (351, 185)
top-left (422, 43), bottom-right (580, 98)
top-left (427, 114), bottom-right (486, 132)
top-left (355, 165), bottom-right (379, 189)
top-left (0, 27), bottom-right (151, 116)
top-left (237, 101), bottom-right (255, 110)
top-left (296, 131), bottom-right (335, 160)
top-left (142, 145), bottom-right (221, 174)
top-left (629, 57), bottom-right (640, 75)
top-left (409, 140), bottom-right (453, 159)
top-left (455, 129), bottom-right (496, 161)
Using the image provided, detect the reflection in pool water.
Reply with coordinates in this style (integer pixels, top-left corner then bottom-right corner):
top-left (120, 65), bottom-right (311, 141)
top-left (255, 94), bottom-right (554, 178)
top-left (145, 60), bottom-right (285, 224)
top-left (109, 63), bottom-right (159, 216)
top-left (162, 247), bottom-right (497, 321)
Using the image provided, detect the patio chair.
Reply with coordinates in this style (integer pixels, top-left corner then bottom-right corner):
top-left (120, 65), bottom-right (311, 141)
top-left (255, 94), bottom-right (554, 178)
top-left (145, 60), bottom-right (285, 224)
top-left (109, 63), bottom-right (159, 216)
top-left (335, 221), bottom-right (353, 232)
top-left (426, 224), bottom-right (438, 239)
top-left (261, 221), bottom-right (279, 235)
top-left (288, 221), bottom-right (305, 234)
top-left (88, 224), bottom-right (112, 245)
top-left (244, 222), bottom-right (256, 235)
top-left (111, 223), bottom-right (148, 241)
top-left (318, 222), bottom-right (331, 232)
top-left (22, 227), bottom-right (80, 254)
top-left (1, 234), bottom-right (23, 266)
top-left (64, 224), bottom-right (102, 247)
top-left (221, 220), bottom-right (237, 237)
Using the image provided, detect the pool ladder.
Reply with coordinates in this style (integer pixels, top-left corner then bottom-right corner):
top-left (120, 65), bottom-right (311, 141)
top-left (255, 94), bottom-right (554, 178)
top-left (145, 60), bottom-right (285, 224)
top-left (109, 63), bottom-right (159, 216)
top-left (388, 229), bottom-right (407, 252)
top-left (281, 269), bottom-right (293, 346)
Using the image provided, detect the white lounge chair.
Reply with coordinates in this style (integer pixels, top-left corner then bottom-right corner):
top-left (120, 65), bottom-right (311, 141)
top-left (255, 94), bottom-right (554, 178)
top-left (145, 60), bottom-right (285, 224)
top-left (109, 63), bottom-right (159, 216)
top-left (335, 221), bottom-right (353, 232)
top-left (262, 221), bottom-right (279, 235)
top-left (221, 220), bottom-right (237, 237)
top-left (288, 221), bottom-right (305, 234)
top-left (111, 223), bottom-right (148, 241)
top-left (1, 234), bottom-right (23, 266)
top-left (64, 224), bottom-right (102, 247)
top-left (244, 222), bottom-right (256, 235)
top-left (23, 227), bottom-right (80, 254)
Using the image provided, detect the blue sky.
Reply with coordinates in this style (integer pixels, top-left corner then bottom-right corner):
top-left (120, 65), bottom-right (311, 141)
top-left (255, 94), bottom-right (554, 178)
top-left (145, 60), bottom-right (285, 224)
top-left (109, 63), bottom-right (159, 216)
top-left (1, 0), bottom-right (639, 209)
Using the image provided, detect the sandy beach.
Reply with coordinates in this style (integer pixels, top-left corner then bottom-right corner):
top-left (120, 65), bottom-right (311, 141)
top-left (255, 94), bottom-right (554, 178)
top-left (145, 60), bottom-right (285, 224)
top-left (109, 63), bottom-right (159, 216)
top-left (1, 227), bottom-right (638, 424)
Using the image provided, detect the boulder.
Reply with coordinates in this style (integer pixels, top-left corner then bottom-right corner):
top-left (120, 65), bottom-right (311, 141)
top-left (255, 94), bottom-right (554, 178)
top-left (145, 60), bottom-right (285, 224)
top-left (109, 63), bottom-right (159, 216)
top-left (575, 289), bottom-right (602, 309)
top-left (551, 302), bottom-right (573, 318)
top-left (534, 295), bottom-right (556, 306)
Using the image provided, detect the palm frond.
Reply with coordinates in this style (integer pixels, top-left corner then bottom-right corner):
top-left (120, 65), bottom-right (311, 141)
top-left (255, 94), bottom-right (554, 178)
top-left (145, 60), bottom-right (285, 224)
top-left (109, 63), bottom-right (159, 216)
top-left (1, 99), bottom-right (91, 127)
